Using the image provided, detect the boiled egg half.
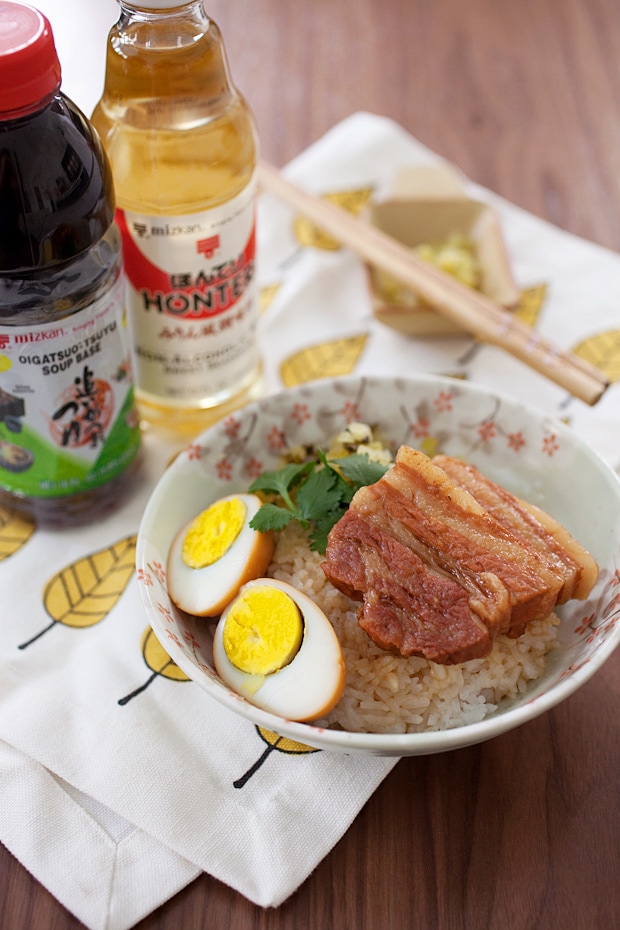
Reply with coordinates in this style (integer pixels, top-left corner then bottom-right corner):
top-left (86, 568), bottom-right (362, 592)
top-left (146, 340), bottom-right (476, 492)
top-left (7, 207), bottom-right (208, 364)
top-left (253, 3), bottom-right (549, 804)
top-left (212, 577), bottom-right (346, 722)
top-left (167, 493), bottom-right (274, 617)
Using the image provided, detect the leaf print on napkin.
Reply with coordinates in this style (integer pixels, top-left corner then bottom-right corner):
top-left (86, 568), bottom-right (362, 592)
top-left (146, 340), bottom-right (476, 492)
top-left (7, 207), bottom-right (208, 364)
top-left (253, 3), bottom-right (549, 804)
top-left (571, 329), bottom-right (620, 383)
top-left (514, 283), bottom-right (547, 327)
top-left (18, 535), bottom-right (137, 649)
top-left (233, 726), bottom-right (320, 789)
top-left (0, 504), bottom-right (35, 562)
top-left (118, 627), bottom-right (190, 705)
top-left (293, 187), bottom-right (373, 251)
top-left (280, 333), bottom-right (369, 387)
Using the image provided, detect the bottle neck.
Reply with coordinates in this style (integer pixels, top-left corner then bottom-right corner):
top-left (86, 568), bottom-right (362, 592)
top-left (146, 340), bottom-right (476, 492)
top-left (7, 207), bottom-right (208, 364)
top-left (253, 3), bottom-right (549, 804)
top-left (103, 0), bottom-right (232, 110)
top-left (117, 0), bottom-right (209, 32)
top-left (112, 0), bottom-right (218, 60)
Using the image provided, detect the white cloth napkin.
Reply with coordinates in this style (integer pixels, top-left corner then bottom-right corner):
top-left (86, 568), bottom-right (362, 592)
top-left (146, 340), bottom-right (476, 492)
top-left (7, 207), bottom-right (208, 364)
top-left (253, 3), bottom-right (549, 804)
top-left (1, 112), bottom-right (619, 930)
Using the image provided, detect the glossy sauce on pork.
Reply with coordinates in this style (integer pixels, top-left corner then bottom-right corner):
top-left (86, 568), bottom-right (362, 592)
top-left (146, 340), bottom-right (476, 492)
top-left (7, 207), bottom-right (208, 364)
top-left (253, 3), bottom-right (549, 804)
top-left (322, 447), bottom-right (598, 665)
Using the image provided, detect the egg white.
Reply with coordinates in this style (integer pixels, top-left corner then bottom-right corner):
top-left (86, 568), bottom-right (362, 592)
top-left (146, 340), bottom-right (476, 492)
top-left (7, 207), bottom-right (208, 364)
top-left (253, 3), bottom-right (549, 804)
top-left (166, 493), bottom-right (273, 617)
top-left (212, 577), bottom-right (346, 722)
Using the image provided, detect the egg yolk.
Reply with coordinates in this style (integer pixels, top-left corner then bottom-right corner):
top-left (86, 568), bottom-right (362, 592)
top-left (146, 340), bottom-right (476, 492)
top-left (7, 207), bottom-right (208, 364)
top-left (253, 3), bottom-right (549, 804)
top-left (222, 585), bottom-right (303, 675)
top-left (181, 498), bottom-right (246, 569)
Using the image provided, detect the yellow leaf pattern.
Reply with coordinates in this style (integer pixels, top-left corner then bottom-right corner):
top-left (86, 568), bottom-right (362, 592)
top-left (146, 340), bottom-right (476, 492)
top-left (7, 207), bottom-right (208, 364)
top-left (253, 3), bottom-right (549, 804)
top-left (514, 283), bottom-right (547, 327)
top-left (142, 627), bottom-right (189, 682)
top-left (0, 505), bottom-right (35, 562)
top-left (117, 628), bottom-right (189, 705)
top-left (256, 727), bottom-right (318, 754)
top-left (571, 329), bottom-right (620, 383)
top-left (44, 535), bottom-right (137, 628)
top-left (280, 334), bottom-right (369, 387)
top-left (293, 187), bottom-right (373, 251)
top-left (233, 726), bottom-right (319, 788)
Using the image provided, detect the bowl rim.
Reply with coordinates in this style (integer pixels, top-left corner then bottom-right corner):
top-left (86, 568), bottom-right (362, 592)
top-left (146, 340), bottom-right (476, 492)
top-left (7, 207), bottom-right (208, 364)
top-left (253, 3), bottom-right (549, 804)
top-left (136, 373), bottom-right (620, 756)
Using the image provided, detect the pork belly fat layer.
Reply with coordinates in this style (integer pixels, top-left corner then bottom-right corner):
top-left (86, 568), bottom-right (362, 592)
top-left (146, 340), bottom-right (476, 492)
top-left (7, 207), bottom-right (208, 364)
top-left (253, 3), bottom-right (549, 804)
top-left (433, 455), bottom-right (598, 603)
top-left (384, 448), bottom-right (563, 632)
top-left (519, 498), bottom-right (598, 599)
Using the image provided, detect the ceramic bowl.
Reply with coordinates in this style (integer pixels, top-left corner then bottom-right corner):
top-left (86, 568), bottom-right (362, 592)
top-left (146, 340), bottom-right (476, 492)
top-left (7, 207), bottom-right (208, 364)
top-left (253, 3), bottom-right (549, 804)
top-left (136, 375), bottom-right (620, 756)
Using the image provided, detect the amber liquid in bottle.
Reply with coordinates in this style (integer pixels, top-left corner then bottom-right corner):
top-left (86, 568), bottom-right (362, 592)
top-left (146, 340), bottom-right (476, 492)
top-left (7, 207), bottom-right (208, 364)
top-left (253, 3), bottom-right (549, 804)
top-left (92, 2), bottom-right (262, 437)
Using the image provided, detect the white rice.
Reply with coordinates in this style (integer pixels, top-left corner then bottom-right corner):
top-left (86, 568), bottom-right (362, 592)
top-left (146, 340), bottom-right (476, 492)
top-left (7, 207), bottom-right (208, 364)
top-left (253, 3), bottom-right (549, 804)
top-left (267, 522), bottom-right (559, 733)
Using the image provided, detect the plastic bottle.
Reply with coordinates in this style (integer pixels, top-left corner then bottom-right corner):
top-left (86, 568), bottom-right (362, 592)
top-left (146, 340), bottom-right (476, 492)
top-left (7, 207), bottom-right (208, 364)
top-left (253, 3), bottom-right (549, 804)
top-left (91, 0), bottom-right (262, 436)
top-left (0, 1), bottom-right (142, 526)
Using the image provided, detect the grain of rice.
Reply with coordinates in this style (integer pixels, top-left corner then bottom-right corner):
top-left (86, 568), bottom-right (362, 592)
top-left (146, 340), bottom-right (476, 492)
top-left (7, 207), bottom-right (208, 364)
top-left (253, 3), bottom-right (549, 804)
top-left (267, 521), bottom-right (559, 733)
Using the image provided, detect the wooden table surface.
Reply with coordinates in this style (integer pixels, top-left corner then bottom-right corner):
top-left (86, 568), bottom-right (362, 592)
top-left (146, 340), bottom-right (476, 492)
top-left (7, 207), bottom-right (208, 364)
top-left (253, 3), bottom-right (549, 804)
top-left (2, 1), bottom-right (620, 928)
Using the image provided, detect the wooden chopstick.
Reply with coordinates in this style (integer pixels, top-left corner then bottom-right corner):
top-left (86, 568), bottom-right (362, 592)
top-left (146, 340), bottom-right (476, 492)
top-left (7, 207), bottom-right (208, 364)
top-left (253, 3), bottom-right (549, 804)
top-left (257, 160), bottom-right (609, 406)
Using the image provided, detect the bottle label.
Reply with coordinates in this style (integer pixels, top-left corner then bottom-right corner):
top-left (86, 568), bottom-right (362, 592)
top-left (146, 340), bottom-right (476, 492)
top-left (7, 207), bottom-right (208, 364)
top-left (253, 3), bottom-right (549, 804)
top-left (116, 181), bottom-right (260, 405)
top-left (0, 277), bottom-right (141, 499)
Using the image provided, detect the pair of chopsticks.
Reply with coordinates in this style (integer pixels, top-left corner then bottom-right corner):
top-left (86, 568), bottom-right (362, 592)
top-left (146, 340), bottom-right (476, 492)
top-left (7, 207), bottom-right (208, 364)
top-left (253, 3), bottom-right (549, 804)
top-left (257, 161), bottom-right (609, 407)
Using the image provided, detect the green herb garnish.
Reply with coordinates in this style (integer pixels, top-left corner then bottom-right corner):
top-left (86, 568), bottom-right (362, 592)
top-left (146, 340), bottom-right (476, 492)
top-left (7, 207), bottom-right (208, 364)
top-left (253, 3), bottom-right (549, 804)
top-left (248, 451), bottom-right (389, 553)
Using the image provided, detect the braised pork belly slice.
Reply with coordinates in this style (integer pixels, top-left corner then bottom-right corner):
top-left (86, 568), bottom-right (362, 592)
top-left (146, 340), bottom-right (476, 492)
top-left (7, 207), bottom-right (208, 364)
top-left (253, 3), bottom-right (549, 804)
top-left (323, 446), bottom-right (568, 663)
top-left (378, 447), bottom-right (563, 636)
top-left (433, 455), bottom-right (598, 603)
top-left (323, 509), bottom-right (501, 664)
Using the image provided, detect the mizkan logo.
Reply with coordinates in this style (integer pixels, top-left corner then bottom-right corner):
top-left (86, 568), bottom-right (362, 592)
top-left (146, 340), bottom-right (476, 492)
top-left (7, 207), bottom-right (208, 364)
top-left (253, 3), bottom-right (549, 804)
top-left (131, 221), bottom-right (202, 239)
top-left (197, 235), bottom-right (220, 259)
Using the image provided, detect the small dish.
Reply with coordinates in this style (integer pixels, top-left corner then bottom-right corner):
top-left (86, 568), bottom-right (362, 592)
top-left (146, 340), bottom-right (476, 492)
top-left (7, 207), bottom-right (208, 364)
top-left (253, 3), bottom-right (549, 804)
top-left (367, 164), bottom-right (519, 336)
top-left (136, 375), bottom-right (620, 756)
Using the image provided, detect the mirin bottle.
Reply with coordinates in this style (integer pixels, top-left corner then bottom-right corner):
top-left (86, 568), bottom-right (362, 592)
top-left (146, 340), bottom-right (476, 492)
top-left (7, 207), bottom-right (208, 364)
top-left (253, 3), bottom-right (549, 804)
top-left (92, 0), bottom-right (263, 436)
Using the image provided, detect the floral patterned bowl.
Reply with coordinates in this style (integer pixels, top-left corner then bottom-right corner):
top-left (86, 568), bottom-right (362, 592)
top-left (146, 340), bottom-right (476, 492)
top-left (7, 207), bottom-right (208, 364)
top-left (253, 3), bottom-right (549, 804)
top-left (136, 375), bottom-right (620, 756)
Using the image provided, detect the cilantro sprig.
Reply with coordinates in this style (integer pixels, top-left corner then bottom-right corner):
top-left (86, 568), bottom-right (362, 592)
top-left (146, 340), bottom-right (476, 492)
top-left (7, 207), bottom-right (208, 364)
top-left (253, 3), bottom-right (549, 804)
top-left (248, 451), bottom-right (389, 553)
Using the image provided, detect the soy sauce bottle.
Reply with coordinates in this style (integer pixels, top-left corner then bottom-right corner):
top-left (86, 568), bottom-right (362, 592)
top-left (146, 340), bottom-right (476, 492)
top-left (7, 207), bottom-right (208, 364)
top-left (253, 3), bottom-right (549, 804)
top-left (0, 1), bottom-right (141, 526)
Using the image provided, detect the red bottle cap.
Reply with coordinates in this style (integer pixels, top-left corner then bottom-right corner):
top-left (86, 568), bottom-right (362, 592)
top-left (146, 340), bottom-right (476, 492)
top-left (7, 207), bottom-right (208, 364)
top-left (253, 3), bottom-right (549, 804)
top-left (0, 1), bottom-right (61, 114)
